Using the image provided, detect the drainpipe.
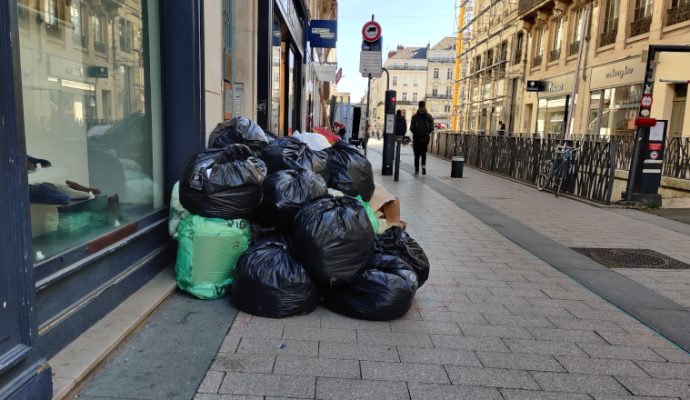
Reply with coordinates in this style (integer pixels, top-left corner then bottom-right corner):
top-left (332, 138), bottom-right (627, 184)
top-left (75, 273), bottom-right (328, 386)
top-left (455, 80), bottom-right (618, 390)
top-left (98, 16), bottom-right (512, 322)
top-left (564, 1), bottom-right (591, 139)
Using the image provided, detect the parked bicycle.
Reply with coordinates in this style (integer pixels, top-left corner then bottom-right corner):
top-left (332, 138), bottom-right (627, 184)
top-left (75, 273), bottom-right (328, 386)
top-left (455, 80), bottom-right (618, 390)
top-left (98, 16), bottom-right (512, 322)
top-left (536, 143), bottom-right (578, 197)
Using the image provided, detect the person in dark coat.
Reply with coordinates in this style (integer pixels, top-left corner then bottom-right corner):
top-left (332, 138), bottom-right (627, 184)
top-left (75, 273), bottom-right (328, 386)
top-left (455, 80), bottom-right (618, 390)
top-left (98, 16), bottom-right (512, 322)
top-left (394, 110), bottom-right (407, 137)
top-left (410, 101), bottom-right (434, 175)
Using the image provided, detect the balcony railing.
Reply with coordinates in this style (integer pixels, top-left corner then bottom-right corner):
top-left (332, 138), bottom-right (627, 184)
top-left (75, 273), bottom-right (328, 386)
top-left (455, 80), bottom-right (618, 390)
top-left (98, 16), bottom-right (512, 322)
top-left (600, 27), bottom-right (618, 47)
top-left (568, 41), bottom-right (580, 56)
top-left (518, 0), bottom-right (548, 15)
top-left (630, 16), bottom-right (652, 36)
top-left (549, 48), bottom-right (561, 62)
top-left (667, 3), bottom-right (690, 26)
top-left (532, 54), bottom-right (543, 68)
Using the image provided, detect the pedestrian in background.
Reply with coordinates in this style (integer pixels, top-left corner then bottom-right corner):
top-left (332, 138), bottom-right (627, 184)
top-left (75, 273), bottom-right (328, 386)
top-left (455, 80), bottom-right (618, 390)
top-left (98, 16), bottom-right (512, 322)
top-left (498, 120), bottom-right (507, 136)
top-left (410, 101), bottom-right (434, 175)
top-left (394, 110), bottom-right (407, 137)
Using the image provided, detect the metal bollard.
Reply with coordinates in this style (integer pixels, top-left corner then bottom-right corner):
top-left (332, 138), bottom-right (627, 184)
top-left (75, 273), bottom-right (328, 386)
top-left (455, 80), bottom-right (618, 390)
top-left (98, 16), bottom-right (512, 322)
top-left (451, 156), bottom-right (464, 178)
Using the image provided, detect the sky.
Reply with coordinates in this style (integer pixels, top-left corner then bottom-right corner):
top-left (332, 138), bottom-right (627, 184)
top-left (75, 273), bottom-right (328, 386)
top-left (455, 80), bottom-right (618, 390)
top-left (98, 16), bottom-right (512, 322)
top-left (336, 0), bottom-right (458, 102)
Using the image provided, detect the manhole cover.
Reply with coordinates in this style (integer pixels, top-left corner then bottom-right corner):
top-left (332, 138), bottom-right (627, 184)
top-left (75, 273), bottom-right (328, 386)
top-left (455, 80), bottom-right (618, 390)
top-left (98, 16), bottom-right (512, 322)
top-left (572, 248), bottom-right (690, 270)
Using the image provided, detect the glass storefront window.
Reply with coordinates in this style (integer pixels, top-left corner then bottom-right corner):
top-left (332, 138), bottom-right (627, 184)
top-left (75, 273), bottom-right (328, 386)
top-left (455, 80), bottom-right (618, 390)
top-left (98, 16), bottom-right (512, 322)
top-left (537, 97), bottom-right (567, 135)
top-left (589, 84), bottom-right (641, 136)
top-left (271, 17), bottom-right (282, 135)
top-left (18, 0), bottom-right (163, 263)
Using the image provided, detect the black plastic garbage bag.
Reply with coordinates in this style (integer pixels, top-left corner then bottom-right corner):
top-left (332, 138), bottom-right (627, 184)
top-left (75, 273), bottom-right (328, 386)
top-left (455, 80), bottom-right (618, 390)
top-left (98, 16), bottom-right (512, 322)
top-left (264, 130), bottom-right (278, 144)
top-left (209, 116), bottom-right (269, 153)
top-left (292, 196), bottom-right (375, 286)
top-left (374, 227), bottom-right (430, 288)
top-left (260, 137), bottom-right (329, 181)
top-left (260, 169), bottom-right (328, 231)
top-left (323, 267), bottom-right (415, 321)
top-left (180, 144), bottom-right (267, 219)
top-left (232, 235), bottom-right (319, 318)
top-left (326, 141), bottom-right (375, 201)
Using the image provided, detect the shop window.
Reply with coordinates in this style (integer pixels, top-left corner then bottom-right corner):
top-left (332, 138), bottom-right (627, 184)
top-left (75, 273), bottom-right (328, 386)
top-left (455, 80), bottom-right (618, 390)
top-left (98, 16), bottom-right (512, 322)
top-left (17, 0), bottom-right (164, 263)
top-left (667, 0), bottom-right (690, 25)
top-left (270, 17), bottom-right (281, 135)
top-left (588, 85), bottom-right (642, 136)
top-left (433, 68), bottom-right (439, 79)
top-left (537, 97), bottom-right (568, 135)
top-left (550, 18), bottom-right (563, 62)
top-left (600, 0), bottom-right (619, 46)
top-left (631, 0), bottom-right (653, 36)
top-left (570, 9), bottom-right (584, 56)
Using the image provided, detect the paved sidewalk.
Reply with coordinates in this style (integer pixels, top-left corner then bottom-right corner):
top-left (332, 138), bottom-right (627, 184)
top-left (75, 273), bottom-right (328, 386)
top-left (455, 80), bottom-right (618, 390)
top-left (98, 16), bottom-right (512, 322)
top-left (196, 144), bottom-right (690, 400)
top-left (413, 145), bottom-right (690, 309)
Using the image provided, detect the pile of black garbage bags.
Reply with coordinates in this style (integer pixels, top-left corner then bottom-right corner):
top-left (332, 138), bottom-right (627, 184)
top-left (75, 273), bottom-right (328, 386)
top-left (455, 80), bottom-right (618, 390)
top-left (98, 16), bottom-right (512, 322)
top-left (175, 116), bottom-right (429, 320)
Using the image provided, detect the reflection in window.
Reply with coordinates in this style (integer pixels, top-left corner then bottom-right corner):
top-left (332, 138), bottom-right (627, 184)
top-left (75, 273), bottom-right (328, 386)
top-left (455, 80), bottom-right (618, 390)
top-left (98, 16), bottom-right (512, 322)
top-left (18, 0), bottom-right (163, 263)
top-left (588, 85), bottom-right (641, 136)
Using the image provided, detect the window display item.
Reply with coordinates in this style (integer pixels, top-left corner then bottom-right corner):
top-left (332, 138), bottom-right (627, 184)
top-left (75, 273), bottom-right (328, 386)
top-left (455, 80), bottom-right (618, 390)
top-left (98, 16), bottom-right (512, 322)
top-left (175, 214), bottom-right (251, 300)
top-left (231, 235), bottom-right (319, 318)
top-left (374, 227), bottom-right (430, 288)
top-left (326, 141), bottom-right (375, 201)
top-left (209, 116), bottom-right (270, 153)
top-left (26, 155), bottom-right (52, 171)
top-left (179, 144), bottom-right (267, 220)
top-left (66, 180), bottom-right (102, 195)
top-left (259, 137), bottom-right (330, 181)
top-left (260, 169), bottom-right (328, 232)
top-left (29, 183), bottom-right (70, 204)
top-left (292, 196), bottom-right (375, 286)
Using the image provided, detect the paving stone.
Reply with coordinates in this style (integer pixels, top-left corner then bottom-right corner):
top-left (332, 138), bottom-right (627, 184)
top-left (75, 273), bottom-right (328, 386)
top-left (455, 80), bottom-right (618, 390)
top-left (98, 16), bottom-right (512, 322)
top-left (460, 323), bottom-right (533, 339)
top-left (483, 314), bottom-right (555, 328)
top-left (476, 351), bottom-right (564, 372)
top-left (218, 372), bottom-right (315, 398)
top-left (360, 360), bottom-right (449, 384)
top-left (218, 335), bottom-right (241, 353)
top-left (548, 317), bottom-right (625, 333)
top-left (194, 395), bottom-right (263, 400)
top-left (418, 310), bottom-right (487, 324)
top-left (651, 347), bottom-right (690, 363)
top-left (398, 347), bottom-right (481, 366)
top-left (445, 302), bottom-right (512, 315)
top-left (246, 314), bottom-right (322, 329)
top-left (596, 330), bottom-right (676, 349)
top-left (320, 314), bottom-right (391, 331)
top-left (503, 338), bottom-right (588, 356)
top-left (489, 288), bottom-right (548, 298)
top-left (531, 372), bottom-right (629, 395)
top-left (318, 342), bottom-right (399, 362)
top-left (228, 317), bottom-right (284, 339)
top-left (430, 334), bottom-right (509, 352)
top-left (390, 320), bottom-right (461, 334)
top-left (444, 365), bottom-right (540, 389)
top-left (407, 382), bottom-right (502, 400)
top-left (506, 304), bottom-right (577, 319)
top-left (566, 308), bottom-right (635, 322)
top-left (210, 353), bottom-right (275, 373)
top-left (236, 338), bottom-right (318, 357)
top-left (315, 377), bottom-right (410, 400)
top-left (499, 389), bottom-right (592, 400)
top-left (273, 355), bottom-right (360, 378)
top-left (555, 355), bottom-right (648, 376)
top-left (526, 327), bottom-right (606, 343)
top-left (577, 343), bottom-right (666, 361)
top-left (636, 360), bottom-right (690, 379)
top-left (283, 326), bottom-right (357, 344)
top-left (591, 395), bottom-right (680, 400)
top-left (615, 375), bottom-right (690, 397)
top-left (357, 330), bottom-right (433, 347)
top-left (197, 371), bottom-right (225, 394)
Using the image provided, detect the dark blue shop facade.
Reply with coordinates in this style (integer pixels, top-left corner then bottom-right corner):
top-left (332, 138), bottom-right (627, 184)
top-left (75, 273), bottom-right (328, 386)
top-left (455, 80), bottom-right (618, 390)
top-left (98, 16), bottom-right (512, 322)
top-left (0, 0), bottom-right (210, 397)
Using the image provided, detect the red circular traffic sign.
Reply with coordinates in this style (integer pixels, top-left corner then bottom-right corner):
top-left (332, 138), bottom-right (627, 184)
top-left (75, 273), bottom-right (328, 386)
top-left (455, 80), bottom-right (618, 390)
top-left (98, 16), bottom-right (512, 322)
top-left (362, 21), bottom-right (382, 42)
top-left (640, 94), bottom-right (653, 108)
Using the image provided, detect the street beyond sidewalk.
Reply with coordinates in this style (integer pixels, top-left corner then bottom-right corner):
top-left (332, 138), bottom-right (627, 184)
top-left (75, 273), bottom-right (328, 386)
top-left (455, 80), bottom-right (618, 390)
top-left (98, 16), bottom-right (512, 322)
top-left (195, 141), bottom-right (690, 400)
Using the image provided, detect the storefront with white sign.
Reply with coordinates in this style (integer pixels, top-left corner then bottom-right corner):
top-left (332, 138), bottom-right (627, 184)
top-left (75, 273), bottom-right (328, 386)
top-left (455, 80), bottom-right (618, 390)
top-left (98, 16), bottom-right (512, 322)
top-left (587, 57), bottom-right (646, 136)
top-left (535, 73), bottom-right (575, 135)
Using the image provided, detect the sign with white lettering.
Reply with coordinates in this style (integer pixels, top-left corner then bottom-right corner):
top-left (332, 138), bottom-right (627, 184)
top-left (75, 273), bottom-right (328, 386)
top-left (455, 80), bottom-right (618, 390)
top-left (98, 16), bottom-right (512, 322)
top-left (590, 57), bottom-right (645, 90)
top-left (360, 51), bottom-right (382, 77)
top-left (542, 74), bottom-right (575, 97)
top-left (309, 20), bottom-right (337, 48)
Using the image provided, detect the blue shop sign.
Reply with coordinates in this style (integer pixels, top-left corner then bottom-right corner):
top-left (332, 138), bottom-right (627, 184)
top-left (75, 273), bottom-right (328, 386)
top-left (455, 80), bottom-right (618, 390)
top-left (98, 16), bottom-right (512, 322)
top-left (309, 20), bottom-right (337, 48)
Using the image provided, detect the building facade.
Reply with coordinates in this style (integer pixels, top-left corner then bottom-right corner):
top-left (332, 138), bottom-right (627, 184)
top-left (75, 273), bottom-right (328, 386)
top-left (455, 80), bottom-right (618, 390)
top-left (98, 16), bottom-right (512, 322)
top-left (426, 37), bottom-right (456, 128)
top-left (458, 0), bottom-right (526, 133)
top-left (0, 0), bottom-right (337, 398)
top-left (517, 0), bottom-right (690, 137)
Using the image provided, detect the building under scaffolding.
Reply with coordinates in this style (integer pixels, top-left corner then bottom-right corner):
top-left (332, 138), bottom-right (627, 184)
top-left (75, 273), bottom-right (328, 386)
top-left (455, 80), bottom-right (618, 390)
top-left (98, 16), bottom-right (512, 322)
top-left (452, 0), bottom-right (527, 133)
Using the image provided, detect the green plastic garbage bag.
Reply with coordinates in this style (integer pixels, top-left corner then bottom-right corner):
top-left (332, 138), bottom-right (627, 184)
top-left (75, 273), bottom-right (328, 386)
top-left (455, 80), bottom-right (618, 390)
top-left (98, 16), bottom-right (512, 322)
top-left (169, 181), bottom-right (190, 240)
top-left (356, 195), bottom-right (379, 234)
top-left (175, 214), bottom-right (251, 299)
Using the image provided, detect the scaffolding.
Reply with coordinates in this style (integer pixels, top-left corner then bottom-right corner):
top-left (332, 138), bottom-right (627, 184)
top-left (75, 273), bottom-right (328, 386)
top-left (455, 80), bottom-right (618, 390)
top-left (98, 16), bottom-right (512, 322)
top-left (452, 0), bottom-right (520, 132)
